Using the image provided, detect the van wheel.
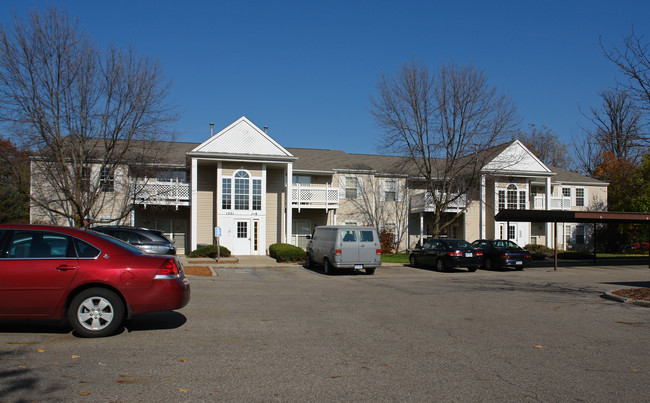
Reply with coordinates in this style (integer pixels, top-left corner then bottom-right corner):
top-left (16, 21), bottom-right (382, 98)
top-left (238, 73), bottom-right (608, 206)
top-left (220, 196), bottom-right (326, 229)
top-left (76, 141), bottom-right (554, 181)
top-left (305, 254), bottom-right (313, 268)
top-left (366, 268), bottom-right (375, 275)
top-left (323, 259), bottom-right (334, 275)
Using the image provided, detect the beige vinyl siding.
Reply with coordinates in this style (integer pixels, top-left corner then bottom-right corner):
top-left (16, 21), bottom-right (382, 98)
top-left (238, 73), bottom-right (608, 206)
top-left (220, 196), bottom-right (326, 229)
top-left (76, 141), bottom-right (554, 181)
top-left (196, 165), bottom-right (216, 245)
top-left (266, 168), bottom-right (285, 250)
top-left (464, 200), bottom-right (481, 242)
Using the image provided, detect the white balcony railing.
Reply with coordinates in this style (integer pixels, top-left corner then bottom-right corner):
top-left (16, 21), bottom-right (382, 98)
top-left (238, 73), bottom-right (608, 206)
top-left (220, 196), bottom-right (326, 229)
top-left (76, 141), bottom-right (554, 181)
top-left (411, 191), bottom-right (467, 213)
top-left (291, 184), bottom-right (339, 210)
top-left (134, 179), bottom-right (190, 207)
top-left (533, 195), bottom-right (571, 210)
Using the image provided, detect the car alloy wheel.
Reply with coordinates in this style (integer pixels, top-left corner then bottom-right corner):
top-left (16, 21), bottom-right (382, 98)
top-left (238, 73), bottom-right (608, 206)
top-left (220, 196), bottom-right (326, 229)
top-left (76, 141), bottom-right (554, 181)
top-left (409, 255), bottom-right (418, 267)
top-left (436, 259), bottom-right (445, 272)
top-left (68, 288), bottom-right (124, 338)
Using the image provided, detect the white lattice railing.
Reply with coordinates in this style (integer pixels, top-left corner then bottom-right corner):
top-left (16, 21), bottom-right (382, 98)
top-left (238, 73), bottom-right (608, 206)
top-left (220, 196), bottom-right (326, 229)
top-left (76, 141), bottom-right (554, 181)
top-left (534, 196), bottom-right (571, 210)
top-left (411, 191), bottom-right (467, 212)
top-left (134, 179), bottom-right (190, 206)
top-left (291, 184), bottom-right (339, 210)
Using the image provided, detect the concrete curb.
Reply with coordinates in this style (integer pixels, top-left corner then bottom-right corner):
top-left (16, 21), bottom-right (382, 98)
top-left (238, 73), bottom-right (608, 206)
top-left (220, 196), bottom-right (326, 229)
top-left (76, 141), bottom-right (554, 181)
top-left (602, 291), bottom-right (650, 307)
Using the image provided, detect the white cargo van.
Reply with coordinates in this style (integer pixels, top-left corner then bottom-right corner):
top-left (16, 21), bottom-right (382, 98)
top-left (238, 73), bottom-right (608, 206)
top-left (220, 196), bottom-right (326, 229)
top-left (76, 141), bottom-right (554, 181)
top-left (305, 225), bottom-right (381, 275)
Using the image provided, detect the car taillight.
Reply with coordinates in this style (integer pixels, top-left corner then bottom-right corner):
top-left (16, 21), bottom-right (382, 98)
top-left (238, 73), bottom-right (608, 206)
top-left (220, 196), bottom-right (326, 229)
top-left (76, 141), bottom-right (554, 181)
top-left (449, 251), bottom-right (462, 257)
top-left (335, 249), bottom-right (342, 256)
top-left (157, 258), bottom-right (179, 276)
top-left (475, 251), bottom-right (483, 257)
top-left (376, 249), bottom-right (382, 255)
top-left (525, 253), bottom-right (532, 259)
top-left (500, 253), bottom-right (510, 258)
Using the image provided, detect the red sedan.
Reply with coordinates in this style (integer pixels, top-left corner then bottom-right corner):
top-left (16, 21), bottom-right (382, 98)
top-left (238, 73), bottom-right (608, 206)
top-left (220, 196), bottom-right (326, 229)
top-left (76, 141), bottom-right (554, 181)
top-left (0, 224), bottom-right (190, 337)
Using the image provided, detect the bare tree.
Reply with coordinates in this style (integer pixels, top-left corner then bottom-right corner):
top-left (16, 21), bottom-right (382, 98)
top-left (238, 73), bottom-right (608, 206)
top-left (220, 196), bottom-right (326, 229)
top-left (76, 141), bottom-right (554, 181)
top-left (518, 124), bottom-right (570, 169)
top-left (0, 7), bottom-right (177, 226)
top-left (342, 173), bottom-right (410, 252)
top-left (573, 89), bottom-right (644, 175)
top-left (371, 59), bottom-right (518, 236)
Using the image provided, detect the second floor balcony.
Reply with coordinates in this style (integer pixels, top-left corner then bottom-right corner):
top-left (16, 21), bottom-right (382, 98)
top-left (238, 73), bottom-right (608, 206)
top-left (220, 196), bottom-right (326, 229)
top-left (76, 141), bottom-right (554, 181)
top-left (134, 179), bottom-right (190, 208)
top-left (411, 191), bottom-right (467, 213)
top-left (533, 195), bottom-right (572, 210)
top-left (291, 184), bottom-right (339, 211)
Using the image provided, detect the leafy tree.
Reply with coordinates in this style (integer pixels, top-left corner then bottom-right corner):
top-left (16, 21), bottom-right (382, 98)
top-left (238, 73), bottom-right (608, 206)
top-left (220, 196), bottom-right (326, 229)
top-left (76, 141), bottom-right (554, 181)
top-left (0, 7), bottom-right (177, 226)
top-left (517, 124), bottom-right (570, 168)
top-left (0, 138), bottom-right (30, 223)
top-left (371, 59), bottom-right (518, 236)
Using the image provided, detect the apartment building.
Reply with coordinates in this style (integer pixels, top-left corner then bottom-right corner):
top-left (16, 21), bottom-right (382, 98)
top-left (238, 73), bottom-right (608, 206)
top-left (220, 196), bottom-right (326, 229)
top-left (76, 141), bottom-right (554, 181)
top-left (30, 117), bottom-right (608, 255)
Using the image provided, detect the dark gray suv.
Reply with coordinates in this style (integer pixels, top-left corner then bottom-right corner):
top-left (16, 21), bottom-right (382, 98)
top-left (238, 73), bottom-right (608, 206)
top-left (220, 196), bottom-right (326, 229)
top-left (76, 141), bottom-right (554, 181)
top-left (91, 226), bottom-right (176, 255)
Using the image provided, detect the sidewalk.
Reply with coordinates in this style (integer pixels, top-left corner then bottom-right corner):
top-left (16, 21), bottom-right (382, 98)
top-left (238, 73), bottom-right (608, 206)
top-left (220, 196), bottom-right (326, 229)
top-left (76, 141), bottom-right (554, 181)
top-left (179, 255), bottom-right (299, 270)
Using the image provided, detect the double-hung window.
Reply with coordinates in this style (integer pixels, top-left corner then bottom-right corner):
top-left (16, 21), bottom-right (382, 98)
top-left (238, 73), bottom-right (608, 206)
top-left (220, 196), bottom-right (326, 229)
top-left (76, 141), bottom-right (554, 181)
top-left (576, 188), bottom-right (585, 207)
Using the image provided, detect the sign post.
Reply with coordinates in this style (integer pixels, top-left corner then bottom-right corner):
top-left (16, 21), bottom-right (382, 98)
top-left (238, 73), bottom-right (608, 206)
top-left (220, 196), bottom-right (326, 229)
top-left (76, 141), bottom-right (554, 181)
top-left (214, 227), bottom-right (222, 262)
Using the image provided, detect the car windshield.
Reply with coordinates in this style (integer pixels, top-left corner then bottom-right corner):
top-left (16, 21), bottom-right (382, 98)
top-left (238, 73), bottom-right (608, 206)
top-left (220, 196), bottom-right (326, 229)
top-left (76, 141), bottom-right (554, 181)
top-left (493, 240), bottom-right (522, 249)
top-left (444, 239), bottom-right (471, 249)
top-left (88, 230), bottom-right (143, 254)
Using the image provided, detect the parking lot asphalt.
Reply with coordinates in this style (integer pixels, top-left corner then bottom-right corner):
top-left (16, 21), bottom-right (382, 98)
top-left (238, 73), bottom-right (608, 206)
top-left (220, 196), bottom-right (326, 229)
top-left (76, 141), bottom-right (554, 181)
top-left (1, 262), bottom-right (649, 401)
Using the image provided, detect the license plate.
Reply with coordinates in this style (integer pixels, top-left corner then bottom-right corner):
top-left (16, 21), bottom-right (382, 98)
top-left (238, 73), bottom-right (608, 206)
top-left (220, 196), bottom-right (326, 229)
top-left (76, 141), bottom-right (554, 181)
top-left (354, 264), bottom-right (363, 269)
top-left (516, 261), bottom-right (523, 265)
top-left (465, 253), bottom-right (473, 257)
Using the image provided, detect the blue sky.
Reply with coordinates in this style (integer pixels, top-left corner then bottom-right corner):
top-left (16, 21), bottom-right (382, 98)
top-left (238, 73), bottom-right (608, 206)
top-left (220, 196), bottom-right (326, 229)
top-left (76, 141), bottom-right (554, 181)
top-left (2, 1), bottom-right (649, 155)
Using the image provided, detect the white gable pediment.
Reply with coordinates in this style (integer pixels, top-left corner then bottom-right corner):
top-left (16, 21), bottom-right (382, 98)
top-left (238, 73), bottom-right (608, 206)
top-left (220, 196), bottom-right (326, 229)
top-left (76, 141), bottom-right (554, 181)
top-left (191, 116), bottom-right (293, 158)
top-left (483, 140), bottom-right (551, 174)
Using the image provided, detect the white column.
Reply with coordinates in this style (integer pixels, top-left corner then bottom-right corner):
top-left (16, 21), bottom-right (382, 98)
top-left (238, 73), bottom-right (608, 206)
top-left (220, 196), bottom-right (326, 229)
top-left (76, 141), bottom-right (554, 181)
top-left (190, 158), bottom-right (198, 252)
top-left (286, 162), bottom-right (293, 244)
top-left (480, 174), bottom-right (486, 239)
top-left (419, 212), bottom-right (424, 245)
top-left (545, 176), bottom-right (552, 248)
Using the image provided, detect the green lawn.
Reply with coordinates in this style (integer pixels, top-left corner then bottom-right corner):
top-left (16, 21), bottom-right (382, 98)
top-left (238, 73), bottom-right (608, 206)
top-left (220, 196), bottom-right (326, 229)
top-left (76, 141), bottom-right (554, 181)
top-left (381, 253), bottom-right (410, 264)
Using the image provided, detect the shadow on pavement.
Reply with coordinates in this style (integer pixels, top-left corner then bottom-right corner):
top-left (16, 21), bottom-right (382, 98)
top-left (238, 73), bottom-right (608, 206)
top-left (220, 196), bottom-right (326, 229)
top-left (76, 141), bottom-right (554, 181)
top-left (125, 311), bottom-right (187, 332)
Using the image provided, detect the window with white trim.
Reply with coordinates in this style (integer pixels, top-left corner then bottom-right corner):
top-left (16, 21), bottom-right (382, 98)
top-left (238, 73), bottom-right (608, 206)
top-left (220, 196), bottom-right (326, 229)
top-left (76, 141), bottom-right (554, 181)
top-left (234, 171), bottom-right (250, 210)
top-left (345, 176), bottom-right (358, 199)
top-left (507, 184), bottom-right (518, 209)
top-left (252, 179), bottom-right (262, 211)
top-left (222, 178), bottom-right (232, 209)
top-left (576, 188), bottom-right (585, 207)
top-left (384, 179), bottom-right (396, 202)
top-left (100, 166), bottom-right (114, 192)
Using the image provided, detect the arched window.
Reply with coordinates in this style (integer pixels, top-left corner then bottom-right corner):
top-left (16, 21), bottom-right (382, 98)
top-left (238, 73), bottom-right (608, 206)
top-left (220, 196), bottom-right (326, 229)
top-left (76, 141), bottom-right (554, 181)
top-left (506, 184), bottom-right (518, 209)
top-left (234, 171), bottom-right (250, 210)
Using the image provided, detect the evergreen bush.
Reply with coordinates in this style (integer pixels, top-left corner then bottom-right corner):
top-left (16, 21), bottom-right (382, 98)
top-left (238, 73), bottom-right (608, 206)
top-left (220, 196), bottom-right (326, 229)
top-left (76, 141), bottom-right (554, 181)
top-left (188, 244), bottom-right (231, 258)
top-left (269, 243), bottom-right (306, 262)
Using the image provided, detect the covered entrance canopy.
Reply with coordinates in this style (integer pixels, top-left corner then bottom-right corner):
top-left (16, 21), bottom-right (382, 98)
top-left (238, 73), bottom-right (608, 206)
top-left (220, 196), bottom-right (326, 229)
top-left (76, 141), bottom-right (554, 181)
top-left (494, 210), bottom-right (650, 270)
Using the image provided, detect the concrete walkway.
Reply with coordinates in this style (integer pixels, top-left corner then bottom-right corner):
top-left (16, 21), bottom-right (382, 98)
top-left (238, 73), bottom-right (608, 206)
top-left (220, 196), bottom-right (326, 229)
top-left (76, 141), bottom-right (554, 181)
top-left (179, 255), bottom-right (300, 269)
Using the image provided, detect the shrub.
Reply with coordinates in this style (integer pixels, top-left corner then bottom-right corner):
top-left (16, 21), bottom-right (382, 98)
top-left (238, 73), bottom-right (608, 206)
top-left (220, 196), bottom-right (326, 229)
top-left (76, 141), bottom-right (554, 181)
top-left (379, 228), bottom-right (395, 254)
top-left (269, 243), bottom-right (306, 262)
top-left (187, 244), bottom-right (231, 258)
top-left (524, 244), bottom-right (554, 260)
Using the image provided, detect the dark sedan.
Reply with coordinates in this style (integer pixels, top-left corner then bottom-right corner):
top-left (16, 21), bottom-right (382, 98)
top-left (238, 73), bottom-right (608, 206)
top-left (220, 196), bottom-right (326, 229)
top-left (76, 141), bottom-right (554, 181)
top-left (0, 224), bottom-right (190, 337)
top-left (409, 238), bottom-right (483, 272)
top-left (471, 239), bottom-right (532, 270)
top-left (91, 226), bottom-right (176, 255)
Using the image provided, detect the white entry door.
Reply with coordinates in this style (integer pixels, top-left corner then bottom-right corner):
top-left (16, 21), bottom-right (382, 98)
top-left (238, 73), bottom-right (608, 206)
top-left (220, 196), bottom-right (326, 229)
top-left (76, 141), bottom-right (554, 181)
top-left (233, 220), bottom-right (251, 255)
top-left (231, 219), bottom-right (261, 255)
